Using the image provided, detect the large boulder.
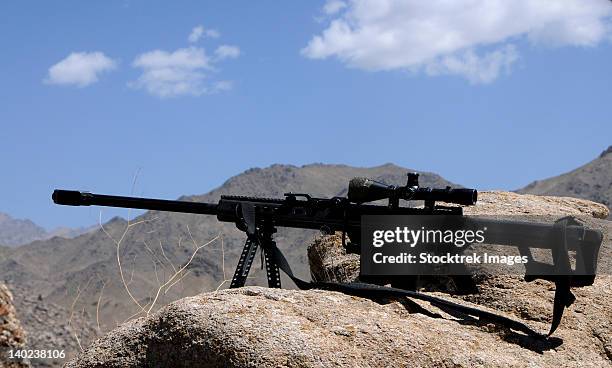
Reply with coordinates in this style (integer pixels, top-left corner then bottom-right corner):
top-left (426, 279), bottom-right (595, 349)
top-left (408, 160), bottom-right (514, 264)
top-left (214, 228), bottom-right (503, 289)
top-left (64, 285), bottom-right (611, 368)
top-left (65, 192), bottom-right (611, 367)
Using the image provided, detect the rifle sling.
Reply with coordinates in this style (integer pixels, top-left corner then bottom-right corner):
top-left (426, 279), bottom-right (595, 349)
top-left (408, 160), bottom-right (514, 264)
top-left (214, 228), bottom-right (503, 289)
top-left (265, 243), bottom-right (547, 338)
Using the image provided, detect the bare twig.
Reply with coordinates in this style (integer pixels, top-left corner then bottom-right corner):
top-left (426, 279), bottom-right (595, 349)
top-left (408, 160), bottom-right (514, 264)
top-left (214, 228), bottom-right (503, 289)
top-left (215, 235), bottom-right (232, 291)
top-left (68, 278), bottom-right (93, 352)
top-left (164, 270), bottom-right (191, 295)
top-left (143, 239), bottom-right (171, 274)
top-left (99, 212), bottom-right (159, 314)
top-left (160, 240), bottom-right (177, 273)
top-left (146, 233), bottom-right (219, 315)
top-left (221, 236), bottom-right (226, 280)
top-left (151, 257), bottom-right (161, 286)
top-left (127, 254), bottom-right (138, 286)
top-left (215, 279), bottom-right (230, 291)
top-left (96, 279), bottom-right (108, 333)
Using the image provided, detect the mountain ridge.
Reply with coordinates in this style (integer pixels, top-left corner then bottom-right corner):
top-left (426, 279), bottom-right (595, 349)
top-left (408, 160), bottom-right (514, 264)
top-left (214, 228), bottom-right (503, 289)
top-left (0, 211), bottom-right (97, 248)
top-left (517, 146), bottom-right (611, 214)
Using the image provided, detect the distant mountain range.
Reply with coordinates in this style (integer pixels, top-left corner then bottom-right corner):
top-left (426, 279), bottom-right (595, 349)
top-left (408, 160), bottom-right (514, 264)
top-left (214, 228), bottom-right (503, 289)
top-left (0, 212), bottom-right (96, 247)
top-left (517, 146), bottom-right (611, 215)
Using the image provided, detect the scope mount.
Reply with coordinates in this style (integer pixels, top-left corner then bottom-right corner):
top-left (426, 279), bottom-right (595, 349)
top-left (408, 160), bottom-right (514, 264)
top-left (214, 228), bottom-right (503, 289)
top-left (388, 172), bottom-right (456, 213)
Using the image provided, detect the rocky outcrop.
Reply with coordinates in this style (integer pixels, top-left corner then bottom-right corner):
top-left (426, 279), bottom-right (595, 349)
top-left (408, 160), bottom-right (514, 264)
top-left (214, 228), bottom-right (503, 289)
top-left (66, 192), bottom-right (611, 367)
top-left (0, 283), bottom-right (28, 368)
top-left (64, 284), bottom-right (612, 368)
top-left (465, 191), bottom-right (609, 218)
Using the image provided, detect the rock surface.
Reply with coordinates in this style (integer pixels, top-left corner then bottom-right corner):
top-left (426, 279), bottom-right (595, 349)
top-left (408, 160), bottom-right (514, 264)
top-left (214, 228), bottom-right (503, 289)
top-left (64, 285), bottom-right (611, 368)
top-left (66, 192), bottom-right (612, 367)
top-left (0, 283), bottom-right (28, 368)
top-left (467, 191), bottom-right (609, 218)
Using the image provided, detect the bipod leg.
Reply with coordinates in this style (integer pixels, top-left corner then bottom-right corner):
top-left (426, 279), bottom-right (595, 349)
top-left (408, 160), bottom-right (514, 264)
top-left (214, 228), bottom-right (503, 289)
top-left (230, 235), bottom-right (259, 288)
top-left (259, 224), bottom-right (281, 288)
top-left (263, 243), bottom-right (281, 288)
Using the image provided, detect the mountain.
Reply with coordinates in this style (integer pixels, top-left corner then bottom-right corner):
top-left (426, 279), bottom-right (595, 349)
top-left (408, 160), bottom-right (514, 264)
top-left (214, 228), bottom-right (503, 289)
top-left (0, 212), bottom-right (47, 247)
top-left (517, 146), bottom-right (612, 213)
top-left (46, 224), bottom-right (98, 239)
top-left (0, 245), bottom-right (11, 262)
top-left (0, 163), bottom-right (456, 356)
top-left (0, 212), bottom-right (96, 247)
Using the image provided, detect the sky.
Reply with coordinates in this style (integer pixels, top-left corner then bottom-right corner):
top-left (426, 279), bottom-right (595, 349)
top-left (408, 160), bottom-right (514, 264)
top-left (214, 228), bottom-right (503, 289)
top-left (1, 0), bottom-right (611, 230)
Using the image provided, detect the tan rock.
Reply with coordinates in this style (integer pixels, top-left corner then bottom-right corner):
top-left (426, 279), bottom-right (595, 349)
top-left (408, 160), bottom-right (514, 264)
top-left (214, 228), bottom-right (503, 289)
top-left (465, 191), bottom-right (609, 219)
top-left (64, 286), bottom-right (611, 368)
top-left (0, 283), bottom-right (29, 368)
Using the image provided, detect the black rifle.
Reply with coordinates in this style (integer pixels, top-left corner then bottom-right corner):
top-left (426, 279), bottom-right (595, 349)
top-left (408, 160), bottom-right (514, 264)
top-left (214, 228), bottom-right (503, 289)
top-left (52, 173), bottom-right (602, 337)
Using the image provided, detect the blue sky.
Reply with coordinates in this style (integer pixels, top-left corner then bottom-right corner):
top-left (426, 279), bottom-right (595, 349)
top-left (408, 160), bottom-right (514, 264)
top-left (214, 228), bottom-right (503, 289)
top-left (1, 0), bottom-right (611, 230)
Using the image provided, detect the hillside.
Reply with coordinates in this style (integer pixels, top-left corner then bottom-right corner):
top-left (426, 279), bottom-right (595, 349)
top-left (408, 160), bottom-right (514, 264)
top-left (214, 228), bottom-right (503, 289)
top-left (0, 163), bottom-right (455, 365)
top-left (0, 245), bottom-right (11, 260)
top-left (518, 146), bottom-right (612, 212)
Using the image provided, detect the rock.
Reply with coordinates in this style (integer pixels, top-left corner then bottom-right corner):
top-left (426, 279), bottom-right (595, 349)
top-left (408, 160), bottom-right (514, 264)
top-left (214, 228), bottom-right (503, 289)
top-left (65, 192), bottom-right (612, 367)
top-left (465, 191), bottom-right (609, 219)
top-left (64, 286), bottom-right (611, 368)
top-left (7, 283), bottom-right (99, 368)
top-left (308, 234), bottom-right (359, 284)
top-left (0, 283), bottom-right (29, 368)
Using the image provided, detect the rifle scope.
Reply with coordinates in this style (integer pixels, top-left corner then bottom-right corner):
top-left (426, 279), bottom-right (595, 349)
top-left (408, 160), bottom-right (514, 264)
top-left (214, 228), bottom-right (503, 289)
top-left (347, 175), bottom-right (477, 206)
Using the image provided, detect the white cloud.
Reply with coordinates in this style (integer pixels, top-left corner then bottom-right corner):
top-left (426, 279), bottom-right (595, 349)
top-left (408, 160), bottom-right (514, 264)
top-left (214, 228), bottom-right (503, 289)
top-left (130, 47), bottom-right (210, 97)
top-left (214, 45), bottom-right (241, 60)
top-left (303, 0), bottom-right (612, 83)
top-left (425, 45), bottom-right (518, 84)
top-left (206, 29), bottom-right (220, 38)
top-left (323, 0), bottom-right (346, 15)
top-left (188, 25), bottom-right (220, 43)
top-left (131, 46), bottom-right (237, 98)
top-left (45, 52), bottom-right (117, 87)
top-left (188, 26), bottom-right (205, 43)
top-left (213, 80), bottom-right (233, 92)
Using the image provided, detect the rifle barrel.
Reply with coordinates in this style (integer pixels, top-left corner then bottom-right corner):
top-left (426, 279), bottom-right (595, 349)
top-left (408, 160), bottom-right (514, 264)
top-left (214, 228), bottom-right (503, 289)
top-left (52, 190), bottom-right (218, 215)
